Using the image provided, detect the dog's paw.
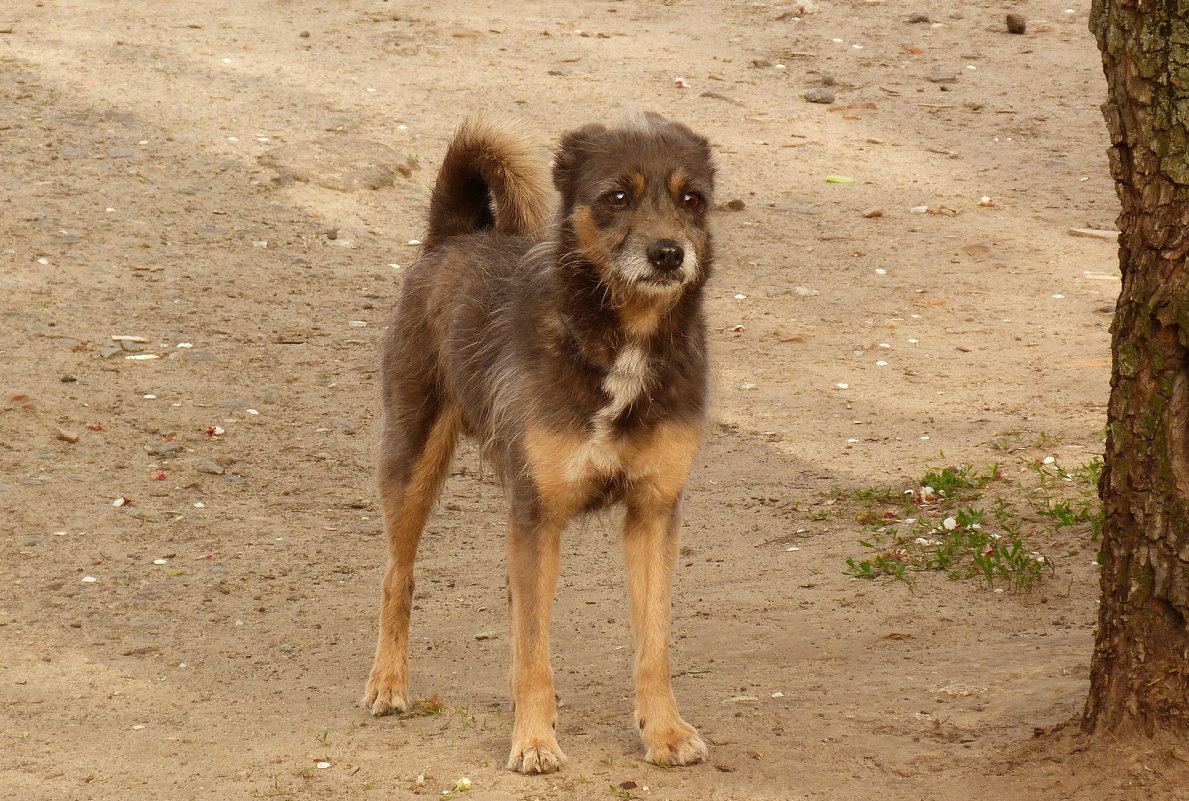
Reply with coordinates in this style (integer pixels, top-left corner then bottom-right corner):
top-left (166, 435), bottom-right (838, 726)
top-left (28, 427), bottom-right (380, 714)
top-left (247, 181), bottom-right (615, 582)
top-left (641, 719), bottom-right (708, 767)
top-left (507, 737), bottom-right (567, 774)
top-left (363, 673), bottom-right (410, 717)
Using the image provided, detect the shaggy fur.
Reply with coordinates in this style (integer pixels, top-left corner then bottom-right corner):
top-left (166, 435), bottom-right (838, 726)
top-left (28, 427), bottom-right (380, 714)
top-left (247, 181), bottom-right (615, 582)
top-left (364, 113), bottom-right (716, 773)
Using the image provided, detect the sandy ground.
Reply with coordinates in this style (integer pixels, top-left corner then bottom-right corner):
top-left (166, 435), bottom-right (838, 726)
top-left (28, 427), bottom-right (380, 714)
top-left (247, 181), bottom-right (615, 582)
top-left (2, 0), bottom-right (1186, 799)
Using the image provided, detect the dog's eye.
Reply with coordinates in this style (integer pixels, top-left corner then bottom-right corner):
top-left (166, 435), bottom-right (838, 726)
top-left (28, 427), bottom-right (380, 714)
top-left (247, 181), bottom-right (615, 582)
top-left (680, 192), bottom-right (703, 209)
top-left (605, 190), bottom-right (630, 209)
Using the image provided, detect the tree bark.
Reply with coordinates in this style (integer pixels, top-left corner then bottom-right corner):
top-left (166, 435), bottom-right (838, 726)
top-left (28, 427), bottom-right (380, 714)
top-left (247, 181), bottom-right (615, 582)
top-left (1084, 0), bottom-right (1189, 736)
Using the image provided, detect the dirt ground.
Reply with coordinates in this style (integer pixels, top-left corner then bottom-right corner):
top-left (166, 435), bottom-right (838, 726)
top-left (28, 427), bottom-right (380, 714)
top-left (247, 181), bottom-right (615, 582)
top-left (3, 0), bottom-right (1187, 799)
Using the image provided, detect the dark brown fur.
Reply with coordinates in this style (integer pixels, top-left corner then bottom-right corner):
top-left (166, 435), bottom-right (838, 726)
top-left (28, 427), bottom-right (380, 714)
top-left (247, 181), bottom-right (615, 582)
top-left (364, 114), bottom-right (716, 773)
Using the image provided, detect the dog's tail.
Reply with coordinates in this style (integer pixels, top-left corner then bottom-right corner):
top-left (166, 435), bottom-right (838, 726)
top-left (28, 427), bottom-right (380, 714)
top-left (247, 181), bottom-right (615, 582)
top-left (423, 117), bottom-right (551, 250)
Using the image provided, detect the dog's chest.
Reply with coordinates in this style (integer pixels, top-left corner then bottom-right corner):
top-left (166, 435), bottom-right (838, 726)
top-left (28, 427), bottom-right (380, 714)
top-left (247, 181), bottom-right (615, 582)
top-left (601, 343), bottom-right (650, 422)
top-left (565, 342), bottom-right (653, 480)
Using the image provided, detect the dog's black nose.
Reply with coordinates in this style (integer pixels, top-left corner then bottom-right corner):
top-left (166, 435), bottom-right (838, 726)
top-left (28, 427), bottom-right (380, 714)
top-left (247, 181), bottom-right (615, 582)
top-left (646, 239), bottom-right (685, 272)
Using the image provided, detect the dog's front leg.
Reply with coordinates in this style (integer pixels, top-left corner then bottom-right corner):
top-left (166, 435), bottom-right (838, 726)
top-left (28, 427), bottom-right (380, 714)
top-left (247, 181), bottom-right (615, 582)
top-left (622, 497), bottom-right (708, 766)
top-left (505, 497), bottom-right (567, 774)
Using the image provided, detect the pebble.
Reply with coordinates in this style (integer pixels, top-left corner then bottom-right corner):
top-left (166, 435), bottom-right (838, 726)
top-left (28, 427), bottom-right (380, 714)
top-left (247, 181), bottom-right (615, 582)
top-left (906, 12), bottom-right (931, 23)
top-left (149, 440), bottom-right (184, 457)
top-left (862, 208), bottom-right (884, 218)
top-left (928, 72), bottom-right (959, 83)
top-left (60, 374), bottom-right (77, 383)
top-left (804, 87), bottom-right (836, 104)
top-left (56, 428), bottom-right (80, 443)
top-left (193, 458), bottom-right (225, 476)
top-left (700, 90), bottom-right (742, 106)
top-left (1006, 14), bottom-right (1026, 34)
top-left (719, 198), bottom-right (747, 211)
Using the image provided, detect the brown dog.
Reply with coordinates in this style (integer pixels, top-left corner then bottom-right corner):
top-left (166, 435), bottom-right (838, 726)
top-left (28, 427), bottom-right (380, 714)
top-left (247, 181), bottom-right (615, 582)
top-left (364, 114), bottom-right (715, 773)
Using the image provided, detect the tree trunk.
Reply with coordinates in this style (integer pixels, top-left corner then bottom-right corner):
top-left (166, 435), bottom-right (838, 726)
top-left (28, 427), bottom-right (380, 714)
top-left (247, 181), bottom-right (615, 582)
top-left (1084, 1), bottom-right (1189, 736)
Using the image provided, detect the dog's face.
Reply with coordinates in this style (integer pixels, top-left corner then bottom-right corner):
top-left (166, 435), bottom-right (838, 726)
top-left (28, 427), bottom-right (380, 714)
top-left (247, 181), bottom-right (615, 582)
top-left (553, 115), bottom-right (715, 303)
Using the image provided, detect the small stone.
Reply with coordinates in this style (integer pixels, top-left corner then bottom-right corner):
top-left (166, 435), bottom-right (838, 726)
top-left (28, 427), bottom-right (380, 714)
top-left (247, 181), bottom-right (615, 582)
top-left (928, 71), bottom-right (959, 83)
top-left (193, 458), bottom-right (225, 476)
top-left (547, 66), bottom-right (572, 76)
top-left (906, 12), bottom-right (930, 23)
top-left (56, 428), bottom-right (80, 443)
top-left (149, 440), bottom-right (184, 457)
top-left (1069, 227), bottom-right (1120, 241)
top-left (820, 74), bottom-right (837, 86)
top-left (700, 90), bottom-right (742, 106)
top-left (1006, 14), bottom-right (1026, 34)
top-left (862, 208), bottom-right (884, 218)
top-left (804, 87), bottom-right (836, 104)
top-left (60, 374), bottom-right (77, 383)
top-left (719, 198), bottom-right (747, 211)
top-left (299, 30), bottom-right (310, 38)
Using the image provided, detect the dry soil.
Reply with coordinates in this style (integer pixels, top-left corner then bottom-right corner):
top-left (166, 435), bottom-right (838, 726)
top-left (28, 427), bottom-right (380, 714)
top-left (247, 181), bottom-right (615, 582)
top-left (3, 1), bottom-right (1186, 799)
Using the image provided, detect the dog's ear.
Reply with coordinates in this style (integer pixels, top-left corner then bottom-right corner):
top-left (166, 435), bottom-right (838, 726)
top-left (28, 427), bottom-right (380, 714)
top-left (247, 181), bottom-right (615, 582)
top-left (553, 123), bottom-right (607, 194)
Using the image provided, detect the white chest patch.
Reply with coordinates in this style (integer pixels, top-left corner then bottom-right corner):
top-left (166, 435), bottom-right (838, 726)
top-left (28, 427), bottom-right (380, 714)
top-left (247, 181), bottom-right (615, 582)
top-left (564, 342), bottom-right (652, 481)
top-left (602, 344), bottom-right (650, 420)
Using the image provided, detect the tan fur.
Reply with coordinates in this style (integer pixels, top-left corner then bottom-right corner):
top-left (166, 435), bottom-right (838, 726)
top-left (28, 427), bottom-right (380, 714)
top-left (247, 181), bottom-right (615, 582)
top-left (524, 421), bottom-right (702, 516)
top-left (426, 116), bottom-right (552, 247)
top-left (667, 170), bottom-right (689, 200)
top-left (523, 428), bottom-right (597, 521)
top-left (617, 296), bottom-right (672, 337)
top-left (365, 407), bottom-right (461, 715)
top-left (521, 418), bottom-right (704, 766)
top-left (506, 516), bottom-right (566, 772)
top-left (628, 170), bottom-right (646, 196)
top-left (572, 206), bottom-right (610, 268)
top-left (456, 116), bottom-right (551, 236)
top-left (620, 421), bottom-right (707, 765)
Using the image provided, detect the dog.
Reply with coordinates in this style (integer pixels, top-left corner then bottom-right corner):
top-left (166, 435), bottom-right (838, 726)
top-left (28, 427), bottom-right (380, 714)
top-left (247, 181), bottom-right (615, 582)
top-left (363, 113), bottom-right (715, 774)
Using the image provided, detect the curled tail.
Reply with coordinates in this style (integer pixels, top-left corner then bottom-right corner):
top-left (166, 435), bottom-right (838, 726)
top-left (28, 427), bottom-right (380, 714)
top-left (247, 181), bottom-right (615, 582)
top-left (423, 116), bottom-right (551, 250)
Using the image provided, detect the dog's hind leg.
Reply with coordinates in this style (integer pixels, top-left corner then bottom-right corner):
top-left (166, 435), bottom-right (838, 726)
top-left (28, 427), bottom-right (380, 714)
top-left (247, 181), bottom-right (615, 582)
top-left (364, 400), bottom-right (460, 716)
top-left (622, 424), bottom-right (708, 766)
top-left (504, 489), bottom-right (568, 774)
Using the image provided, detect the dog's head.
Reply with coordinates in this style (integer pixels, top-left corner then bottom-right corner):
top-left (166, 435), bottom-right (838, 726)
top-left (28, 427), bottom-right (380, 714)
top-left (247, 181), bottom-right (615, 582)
top-left (553, 114), bottom-right (715, 304)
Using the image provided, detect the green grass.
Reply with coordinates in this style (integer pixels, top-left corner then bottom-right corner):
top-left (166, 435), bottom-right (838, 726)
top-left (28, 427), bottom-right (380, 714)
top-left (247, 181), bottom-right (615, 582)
top-left (842, 453), bottom-right (1099, 592)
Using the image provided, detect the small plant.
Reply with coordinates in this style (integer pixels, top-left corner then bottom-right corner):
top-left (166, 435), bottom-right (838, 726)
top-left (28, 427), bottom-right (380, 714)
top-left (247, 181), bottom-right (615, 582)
top-left (442, 777), bottom-right (472, 798)
top-left (919, 463), bottom-right (995, 498)
top-left (1075, 456), bottom-right (1104, 487)
top-left (401, 694), bottom-right (445, 718)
